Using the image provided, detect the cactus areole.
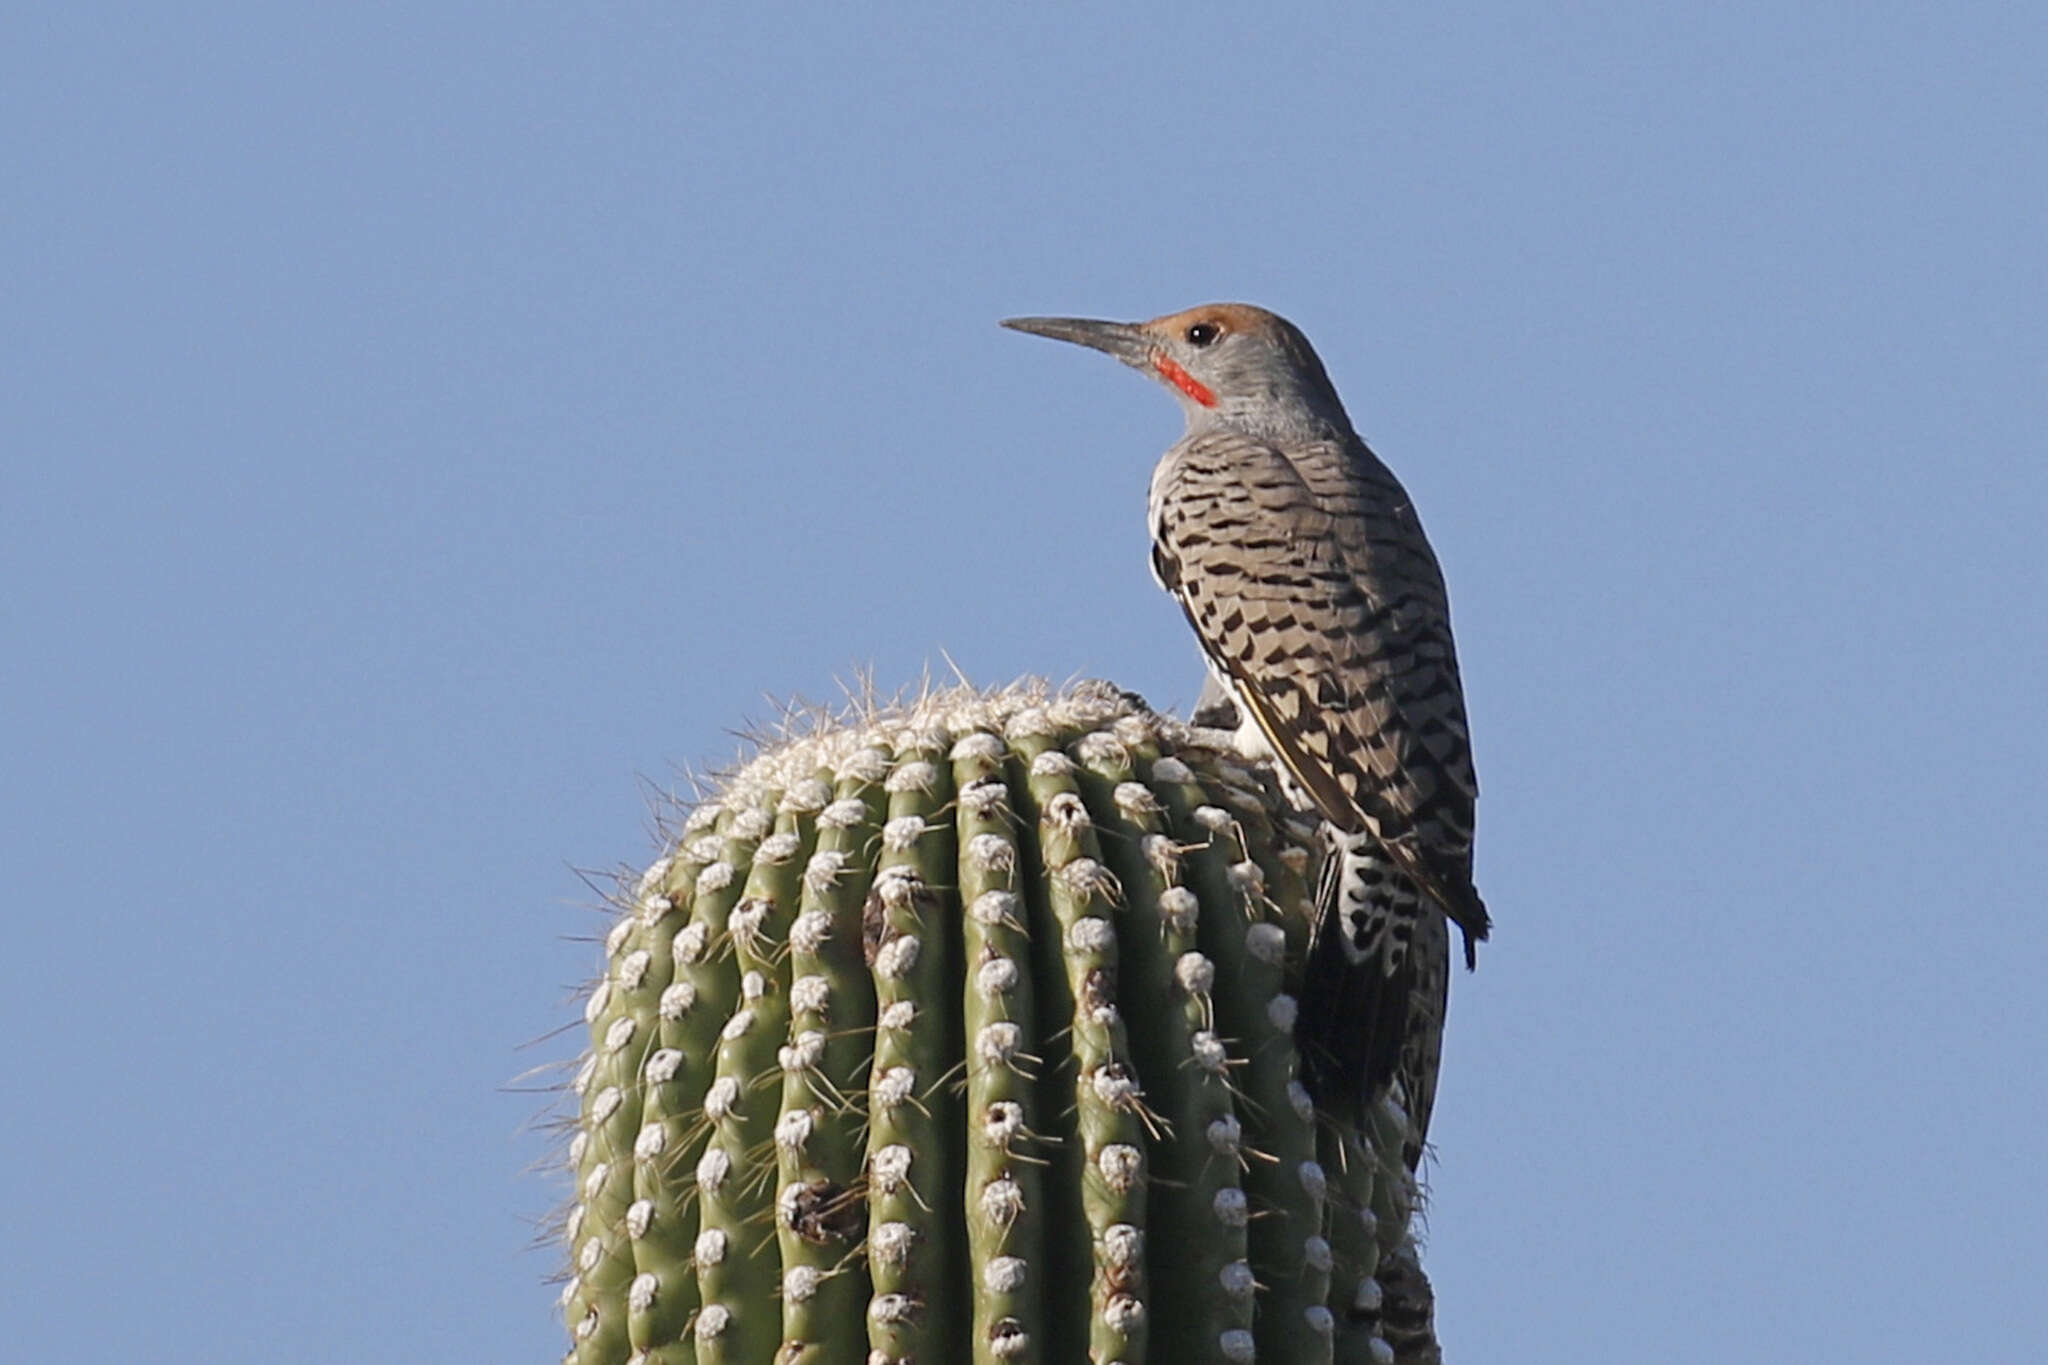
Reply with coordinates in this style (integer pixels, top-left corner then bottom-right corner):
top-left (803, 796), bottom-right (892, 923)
top-left (556, 681), bottom-right (1438, 1364)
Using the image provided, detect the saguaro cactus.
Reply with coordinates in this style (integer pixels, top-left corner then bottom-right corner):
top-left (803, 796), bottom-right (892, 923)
top-left (556, 681), bottom-right (1441, 1364)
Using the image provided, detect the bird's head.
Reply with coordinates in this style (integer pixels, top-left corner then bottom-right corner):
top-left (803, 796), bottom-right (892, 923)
top-left (1001, 302), bottom-right (1351, 437)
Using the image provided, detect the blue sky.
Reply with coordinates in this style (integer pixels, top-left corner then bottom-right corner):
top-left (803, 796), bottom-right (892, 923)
top-left (5, 4), bottom-right (2044, 1361)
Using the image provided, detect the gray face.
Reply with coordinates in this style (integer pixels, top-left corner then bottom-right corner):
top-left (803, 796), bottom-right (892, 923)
top-left (1001, 303), bottom-right (1352, 438)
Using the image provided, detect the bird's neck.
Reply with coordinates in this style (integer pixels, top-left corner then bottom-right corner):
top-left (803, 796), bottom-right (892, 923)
top-left (1191, 395), bottom-right (1354, 445)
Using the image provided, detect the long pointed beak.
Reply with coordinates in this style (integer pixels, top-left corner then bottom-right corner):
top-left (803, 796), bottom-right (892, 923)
top-left (1000, 315), bottom-right (1151, 367)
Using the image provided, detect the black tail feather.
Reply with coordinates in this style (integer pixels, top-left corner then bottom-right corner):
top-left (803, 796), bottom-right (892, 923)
top-left (1295, 847), bottom-right (1416, 1128)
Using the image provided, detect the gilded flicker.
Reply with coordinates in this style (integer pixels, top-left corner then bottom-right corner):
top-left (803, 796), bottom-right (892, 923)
top-left (1001, 303), bottom-right (1488, 1157)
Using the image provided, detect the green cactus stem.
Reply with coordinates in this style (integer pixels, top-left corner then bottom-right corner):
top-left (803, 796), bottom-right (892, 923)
top-left (952, 731), bottom-right (1047, 1361)
top-left (556, 681), bottom-right (1443, 1365)
top-left (773, 753), bottom-right (888, 1365)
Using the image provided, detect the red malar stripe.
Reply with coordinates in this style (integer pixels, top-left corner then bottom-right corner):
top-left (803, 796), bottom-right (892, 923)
top-left (1152, 354), bottom-right (1217, 407)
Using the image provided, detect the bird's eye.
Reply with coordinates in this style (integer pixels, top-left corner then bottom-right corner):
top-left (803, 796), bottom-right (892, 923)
top-left (1185, 322), bottom-right (1220, 347)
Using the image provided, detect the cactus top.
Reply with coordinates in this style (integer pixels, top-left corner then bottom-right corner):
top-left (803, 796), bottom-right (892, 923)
top-left (554, 679), bottom-right (1438, 1365)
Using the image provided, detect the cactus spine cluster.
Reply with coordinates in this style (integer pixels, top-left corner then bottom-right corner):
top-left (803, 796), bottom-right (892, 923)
top-left (558, 682), bottom-right (1439, 1364)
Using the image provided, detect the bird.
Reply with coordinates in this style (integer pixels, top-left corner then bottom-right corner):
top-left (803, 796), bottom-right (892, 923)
top-left (1001, 303), bottom-right (1488, 1159)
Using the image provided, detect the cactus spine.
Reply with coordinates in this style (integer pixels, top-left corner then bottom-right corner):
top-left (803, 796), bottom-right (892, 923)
top-left (558, 682), bottom-right (1440, 1364)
